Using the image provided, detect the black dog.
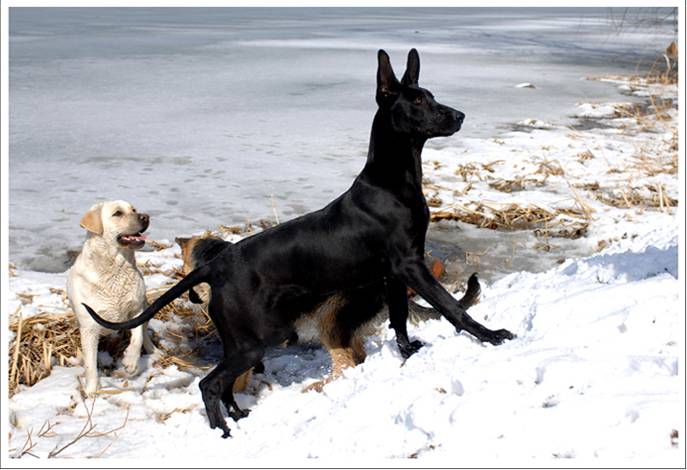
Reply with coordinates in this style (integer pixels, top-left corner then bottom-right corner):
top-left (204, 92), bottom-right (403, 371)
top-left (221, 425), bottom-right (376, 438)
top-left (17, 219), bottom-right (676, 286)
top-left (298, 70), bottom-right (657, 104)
top-left (84, 49), bottom-right (514, 437)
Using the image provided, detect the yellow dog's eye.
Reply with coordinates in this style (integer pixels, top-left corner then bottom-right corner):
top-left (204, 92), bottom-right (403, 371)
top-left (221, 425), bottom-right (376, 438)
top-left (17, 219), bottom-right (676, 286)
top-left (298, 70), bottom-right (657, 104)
top-left (112, 211), bottom-right (123, 217)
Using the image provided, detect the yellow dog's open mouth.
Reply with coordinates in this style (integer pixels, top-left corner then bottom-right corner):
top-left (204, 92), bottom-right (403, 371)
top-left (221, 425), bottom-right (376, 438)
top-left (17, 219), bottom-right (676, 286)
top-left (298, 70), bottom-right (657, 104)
top-left (117, 232), bottom-right (147, 249)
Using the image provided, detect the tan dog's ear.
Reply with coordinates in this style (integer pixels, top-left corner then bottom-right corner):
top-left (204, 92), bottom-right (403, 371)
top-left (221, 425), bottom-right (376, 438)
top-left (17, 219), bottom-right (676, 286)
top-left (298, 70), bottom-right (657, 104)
top-left (80, 203), bottom-right (104, 235)
top-left (175, 237), bottom-right (191, 249)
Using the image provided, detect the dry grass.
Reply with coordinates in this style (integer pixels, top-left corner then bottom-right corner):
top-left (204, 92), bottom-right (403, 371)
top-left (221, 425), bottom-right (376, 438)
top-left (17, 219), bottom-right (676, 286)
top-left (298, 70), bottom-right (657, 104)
top-left (218, 218), bottom-right (276, 236)
top-left (629, 149), bottom-right (677, 177)
top-left (454, 163), bottom-right (483, 182)
top-left (535, 160), bottom-right (565, 177)
top-left (426, 195), bottom-right (443, 207)
top-left (8, 286), bottom-right (216, 397)
top-left (146, 239), bottom-right (173, 251)
top-left (9, 311), bottom-right (82, 397)
top-left (430, 201), bottom-right (589, 239)
top-left (487, 176), bottom-right (544, 193)
top-left (594, 184), bottom-right (677, 212)
top-left (577, 150), bottom-right (595, 163)
top-left (575, 182), bottom-right (601, 191)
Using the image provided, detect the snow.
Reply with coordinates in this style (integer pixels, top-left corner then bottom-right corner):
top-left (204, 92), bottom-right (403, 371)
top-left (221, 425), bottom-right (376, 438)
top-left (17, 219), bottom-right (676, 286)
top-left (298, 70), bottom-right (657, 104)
top-left (6, 224), bottom-right (681, 464)
top-left (5, 71), bottom-right (682, 466)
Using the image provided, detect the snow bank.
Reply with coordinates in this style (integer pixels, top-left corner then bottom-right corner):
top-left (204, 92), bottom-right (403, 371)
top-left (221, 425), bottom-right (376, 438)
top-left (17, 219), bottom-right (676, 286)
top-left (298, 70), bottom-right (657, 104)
top-left (6, 222), bottom-right (680, 465)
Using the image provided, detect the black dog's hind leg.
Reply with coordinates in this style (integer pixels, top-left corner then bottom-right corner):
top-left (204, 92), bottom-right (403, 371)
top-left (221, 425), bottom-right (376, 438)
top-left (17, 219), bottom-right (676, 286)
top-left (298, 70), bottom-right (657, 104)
top-left (397, 260), bottom-right (514, 345)
top-left (200, 347), bottom-right (264, 438)
top-left (386, 277), bottom-right (423, 358)
top-left (199, 364), bottom-right (233, 438)
top-left (222, 385), bottom-right (251, 422)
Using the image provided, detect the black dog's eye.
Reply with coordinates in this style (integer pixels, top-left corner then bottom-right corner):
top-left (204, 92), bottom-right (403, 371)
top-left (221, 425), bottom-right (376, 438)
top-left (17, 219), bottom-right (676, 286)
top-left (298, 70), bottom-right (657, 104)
top-left (414, 96), bottom-right (423, 105)
top-left (112, 211), bottom-right (123, 217)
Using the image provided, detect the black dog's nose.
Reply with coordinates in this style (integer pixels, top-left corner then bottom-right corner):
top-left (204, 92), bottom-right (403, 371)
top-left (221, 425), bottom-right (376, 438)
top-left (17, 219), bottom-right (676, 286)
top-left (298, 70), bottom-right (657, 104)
top-left (455, 110), bottom-right (465, 124)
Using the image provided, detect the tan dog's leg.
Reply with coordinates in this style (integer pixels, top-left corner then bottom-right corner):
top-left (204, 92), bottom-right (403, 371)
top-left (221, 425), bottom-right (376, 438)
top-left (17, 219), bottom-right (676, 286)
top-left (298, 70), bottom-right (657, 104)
top-left (350, 333), bottom-right (367, 365)
top-left (303, 297), bottom-right (363, 393)
top-left (80, 327), bottom-right (100, 396)
top-left (232, 369), bottom-right (253, 393)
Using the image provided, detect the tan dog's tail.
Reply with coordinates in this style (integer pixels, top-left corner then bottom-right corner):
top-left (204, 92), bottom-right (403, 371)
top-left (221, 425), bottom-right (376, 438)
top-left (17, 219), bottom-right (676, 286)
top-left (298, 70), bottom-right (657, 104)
top-left (82, 263), bottom-right (213, 331)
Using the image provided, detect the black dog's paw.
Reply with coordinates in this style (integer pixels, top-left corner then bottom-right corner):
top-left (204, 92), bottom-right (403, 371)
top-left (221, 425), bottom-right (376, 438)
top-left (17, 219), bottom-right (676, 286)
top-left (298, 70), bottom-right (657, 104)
top-left (228, 407), bottom-right (251, 422)
top-left (487, 328), bottom-right (515, 345)
top-left (398, 339), bottom-right (424, 359)
top-left (209, 415), bottom-right (232, 438)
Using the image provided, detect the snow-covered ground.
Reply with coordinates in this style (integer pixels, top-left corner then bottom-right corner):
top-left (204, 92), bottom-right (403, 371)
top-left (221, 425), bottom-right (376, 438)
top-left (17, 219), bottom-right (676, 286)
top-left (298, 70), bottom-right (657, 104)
top-left (5, 73), bottom-right (682, 465)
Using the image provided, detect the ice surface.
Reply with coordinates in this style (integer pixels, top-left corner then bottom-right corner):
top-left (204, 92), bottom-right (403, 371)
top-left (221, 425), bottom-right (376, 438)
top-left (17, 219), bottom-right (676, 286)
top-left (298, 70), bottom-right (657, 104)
top-left (8, 7), bottom-right (677, 271)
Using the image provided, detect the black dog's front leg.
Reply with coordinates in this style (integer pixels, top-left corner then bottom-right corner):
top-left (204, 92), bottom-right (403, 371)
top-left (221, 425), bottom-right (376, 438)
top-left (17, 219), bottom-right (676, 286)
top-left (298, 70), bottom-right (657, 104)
top-left (386, 277), bottom-right (423, 358)
top-left (397, 261), bottom-right (514, 345)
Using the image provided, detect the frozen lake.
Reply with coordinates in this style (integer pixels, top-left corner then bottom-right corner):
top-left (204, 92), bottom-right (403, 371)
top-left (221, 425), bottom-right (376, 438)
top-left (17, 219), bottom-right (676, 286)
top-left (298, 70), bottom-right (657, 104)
top-left (9, 7), bottom-right (676, 271)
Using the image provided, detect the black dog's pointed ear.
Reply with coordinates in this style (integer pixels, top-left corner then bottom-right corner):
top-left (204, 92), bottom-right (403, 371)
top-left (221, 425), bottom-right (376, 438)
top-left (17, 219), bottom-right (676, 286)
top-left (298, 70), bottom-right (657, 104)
top-left (377, 49), bottom-right (399, 94)
top-left (401, 48), bottom-right (420, 86)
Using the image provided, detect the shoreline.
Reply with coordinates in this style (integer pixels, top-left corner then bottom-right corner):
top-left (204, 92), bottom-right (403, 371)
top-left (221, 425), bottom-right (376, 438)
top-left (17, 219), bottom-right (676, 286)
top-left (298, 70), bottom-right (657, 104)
top-left (8, 71), bottom-right (679, 306)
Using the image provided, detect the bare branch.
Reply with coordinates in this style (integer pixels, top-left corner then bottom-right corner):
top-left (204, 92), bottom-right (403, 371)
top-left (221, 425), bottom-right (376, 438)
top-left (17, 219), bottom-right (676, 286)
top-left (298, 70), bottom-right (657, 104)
top-left (48, 397), bottom-right (97, 458)
top-left (47, 396), bottom-right (130, 458)
top-left (12, 429), bottom-right (38, 459)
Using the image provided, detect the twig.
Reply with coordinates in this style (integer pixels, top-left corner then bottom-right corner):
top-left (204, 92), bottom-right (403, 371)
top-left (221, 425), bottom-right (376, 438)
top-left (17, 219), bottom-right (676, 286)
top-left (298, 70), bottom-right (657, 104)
top-left (48, 397), bottom-right (97, 458)
top-left (12, 429), bottom-right (38, 459)
top-left (37, 420), bottom-right (58, 438)
top-left (86, 406), bottom-right (129, 438)
top-left (89, 442), bottom-right (113, 459)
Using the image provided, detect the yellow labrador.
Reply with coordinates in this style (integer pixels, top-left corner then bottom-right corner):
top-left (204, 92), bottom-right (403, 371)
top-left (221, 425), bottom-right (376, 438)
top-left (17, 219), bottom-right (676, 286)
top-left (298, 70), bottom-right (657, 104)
top-left (66, 200), bottom-right (155, 395)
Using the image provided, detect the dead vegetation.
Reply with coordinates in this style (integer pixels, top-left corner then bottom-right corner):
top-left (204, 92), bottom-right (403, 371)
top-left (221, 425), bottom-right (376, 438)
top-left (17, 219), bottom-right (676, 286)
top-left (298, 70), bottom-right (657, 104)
top-left (593, 184), bottom-right (676, 212)
top-left (535, 160), bottom-right (565, 177)
top-left (430, 201), bottom-right (589, 239)
top-left (628, 144), bottom-right (677, 177)
top-left (577, 150), bottom-right (595, 163)
top-left (8, 287), bottom-right (215, 397)
top-left (487, 176), bottom-right (544, 193)
top-left (454, 163), bottom-right (483, 182)
top-left (9, 310), bottom-right (82, 397)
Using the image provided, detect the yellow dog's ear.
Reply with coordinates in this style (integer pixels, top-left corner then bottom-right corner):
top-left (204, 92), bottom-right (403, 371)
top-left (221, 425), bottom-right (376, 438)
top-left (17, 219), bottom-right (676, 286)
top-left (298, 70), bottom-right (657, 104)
top-left (80, 203), bottom-right (104, 235)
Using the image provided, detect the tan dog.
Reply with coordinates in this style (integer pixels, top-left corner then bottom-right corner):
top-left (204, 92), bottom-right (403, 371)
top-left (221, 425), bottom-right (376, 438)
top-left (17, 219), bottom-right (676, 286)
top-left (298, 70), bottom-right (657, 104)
top-left (176, 235), bottom-right (377, 393)
top-left (176, 234), bottom-right (471, 393)
top-left (66, 200), bottom-right (155, 395)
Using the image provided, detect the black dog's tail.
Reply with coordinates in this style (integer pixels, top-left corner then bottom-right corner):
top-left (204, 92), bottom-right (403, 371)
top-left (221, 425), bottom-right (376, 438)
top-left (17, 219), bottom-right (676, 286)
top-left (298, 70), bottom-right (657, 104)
top-left (82, 263), bottom-right (212, 331)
